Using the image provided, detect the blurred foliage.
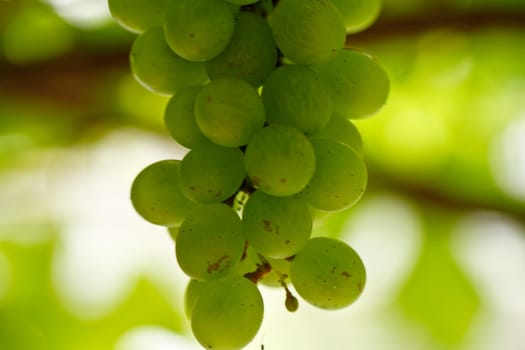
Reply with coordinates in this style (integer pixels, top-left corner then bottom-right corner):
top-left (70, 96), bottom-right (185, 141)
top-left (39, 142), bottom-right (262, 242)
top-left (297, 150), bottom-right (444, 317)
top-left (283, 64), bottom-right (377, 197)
top-left (1, 0), bottom-right (525, 349)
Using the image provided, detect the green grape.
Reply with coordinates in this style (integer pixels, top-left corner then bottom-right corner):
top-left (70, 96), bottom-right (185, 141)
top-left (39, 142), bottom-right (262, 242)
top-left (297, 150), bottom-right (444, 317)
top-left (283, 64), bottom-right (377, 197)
top-left (262, 65), bottom-right (332, 134)
top-left (184, 279), bottom-right (206, 319)
top-left (313, 49), bottom-right (390, 118)
top-left (130, 26), bottom-right (208, 95)
top-left (269, 0), bottom-right (346, 65)
top-left (164, 0), bottom-right (235, 61)
top-left (234, 244), bottom-right (259, 276)
top-left (207, 12), bottom-right (277, 87)
top-left (244, 125), bottom-right (316, 197)
top-left (330, 0), bottom-right (381, 34)
top-left (176, 204), bottom-right (244, 281)
top-left (243, 191), bottom-right (312, 259)
top-left (191, 275), bottom-right (263, 350)
top-left (195, 78), bottom-right (265, 147)
top-left (260, 257), bottom-right (291, 288)
top-left (290, 237), bottom-right (366, 309)
top-left (130, 160), bottom-right (197, 226)
top-left (164, 86), bottom-right (212, 149)
top-left (179, 144), bottom-right (245, 204)
top-left (309, 113), bottom-right (363, 155)
top-left (167, 225), bottom-right (180, 241)
top-left (302, 139), bottom-right (367, 211)
top-left (108, 0), bottom-right (168, 34)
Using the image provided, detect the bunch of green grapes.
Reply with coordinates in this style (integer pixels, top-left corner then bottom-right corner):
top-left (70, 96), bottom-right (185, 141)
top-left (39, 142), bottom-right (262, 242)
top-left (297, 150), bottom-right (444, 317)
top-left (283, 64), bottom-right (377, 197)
top-left (110, 0), bottom-right (389, 348)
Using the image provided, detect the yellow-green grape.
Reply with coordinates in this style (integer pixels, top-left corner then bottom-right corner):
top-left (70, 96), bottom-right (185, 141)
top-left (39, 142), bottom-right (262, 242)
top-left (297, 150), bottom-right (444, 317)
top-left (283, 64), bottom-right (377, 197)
top-left (262, 64), bottom-right (332, 134)
top-left (260, 257), bottom-right (291, 288)
top-left (130, 160), bottom-right (197, 226)
top-left (330, 0), bottom-right (381, 34)
top-left (302, 139), bottom-right (367, 211)
top-left (163, 0), bottom-right (235, 61)
top-left (184, 279), bottom-right (205, 319)
top-left (245, 125), bottom-right (316, 197)
top-left (269, 0), bottom-right (346, 65)
top-left (176, 204), bottom-right (244, 281)
top-left (313, 49), bottom-right (390, 118)
top-left (108, 0), bottom-right (168, 34)
top-left (243, 191), bottom-right (312, 259)
top-left (207, 12), bottom-right (277, 87)
top-left (191, 275), bottom-right (264, 350)
top-left (309, 113), bottom-right (363, 155)
top-left (179, 144), bottom-right (245, 204)
top-left (195, 78), bottom-right (265, 147)
top-left (164, 86), bottom-right (212, 149)
top-left (290, 237), bottom-right (366, 309)
top-left (167, 225), bottom-right (180, 241)
top-left (130, 26), bottom-right (208, 95)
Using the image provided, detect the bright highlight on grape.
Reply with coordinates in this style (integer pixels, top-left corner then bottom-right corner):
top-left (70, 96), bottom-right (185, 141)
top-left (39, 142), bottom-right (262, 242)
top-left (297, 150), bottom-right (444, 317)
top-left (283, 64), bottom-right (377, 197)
top-left (111, 0), bottom-right (389, 348)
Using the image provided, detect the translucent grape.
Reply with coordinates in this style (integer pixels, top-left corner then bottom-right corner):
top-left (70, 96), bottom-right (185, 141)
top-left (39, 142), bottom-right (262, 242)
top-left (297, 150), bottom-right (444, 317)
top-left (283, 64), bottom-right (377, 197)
top-left (167, 225), bottom-right (180, 241)
top-left (108, 0), bottom-right (168, 34)
top-left (195, 78), bottom-right (265, 147)
top-left (330, 0), bottom-right (381, 34)
top-left (313, 49), bottom-right (390, 118)
top-left (164, 0), bottom-right (235, 61)
top-left (164, 86), bottom-right (212, 149)
top-left (309, 113), bottom-right (363, 155)
top-left (191, 275), bottom-right (263, 350)
top-left (130, 26), bottom-right (208, 95)
top-left (176, 204), bottom-right (244, 281)
top-left (302, 139), bottom-right (367, 211)
top-left (243, 191), bottom-right (312, 259)
top-left (130, 160), bottom-right (197, 226)
top-left (262, 64), bottom-right (331, 134)
top-left (207, 12), bottom-right (277, 87)
top-left (179, 144), bottom-right (245, 204)
top-left (244, 125), bottom-right (316, 197)
top-left (184, 279), bottom-right (205, 319)
top-left (260, 257), bottom-right (291, 288)
top-left (290, 237), bottom-right (366, 309)
top-left (269, 0), bottom-right (346, 65)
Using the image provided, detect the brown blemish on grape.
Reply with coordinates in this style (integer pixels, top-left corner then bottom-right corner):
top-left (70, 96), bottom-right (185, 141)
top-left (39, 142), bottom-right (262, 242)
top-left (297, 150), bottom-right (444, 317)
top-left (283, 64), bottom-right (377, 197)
top-left (206, 96), bottom-right (213, 102)
top-left (240, 241), bottom-right (249, 261)
top-left (189, 33), bottom-right (195, 38)
top-left (357, 282), bottom-right (363, 292)
top-left (341, 271), bottom-right (351, 279)
top-left (330, 266), bottom-right (336, 274)
top-left (251, 176), bottom-right (260, 187)
top-left (207, 255), bottom-right (230, 274)
top-left (275, 225), bottom-right (280, 235)
top-left (284, 239), bottom-right (291, 244)
top-left (280, 178), bottom-right (287, 183)
top-left (262, 219), bottom-right (272, 232)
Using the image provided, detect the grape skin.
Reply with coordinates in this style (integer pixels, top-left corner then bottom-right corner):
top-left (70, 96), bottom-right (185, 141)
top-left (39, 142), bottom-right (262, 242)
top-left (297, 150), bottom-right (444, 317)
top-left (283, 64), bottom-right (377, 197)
top-left (191, 276), bottom-right (264, 350)
top-left (130, 160), bottom-right (196, 226)
top-left (108, 0), bottom-right (168, 34)
top-left (244, 124), bottom-right (316, 197)
top-left (195, 78), bottom-right (265, 147)
top-left (164, 0), bottom-right (235, 62)
top-left (269, 0), bottom-right (346, 65)
top-left (130, 26), bottom-right (208, 95)
top-left (262, 64), bottom-right (332, 134)
top-left (176, 204), bottom-right (245, 281)
top-left (179, 144), bottom-right (245, 204)
top-left (290, 237), bottom-right (366, 309)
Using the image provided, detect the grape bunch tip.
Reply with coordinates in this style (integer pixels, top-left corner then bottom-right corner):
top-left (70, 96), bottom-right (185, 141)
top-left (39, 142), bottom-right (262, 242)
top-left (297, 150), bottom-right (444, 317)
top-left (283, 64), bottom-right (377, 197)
top-left (110, 0), bottom-right (390, 349)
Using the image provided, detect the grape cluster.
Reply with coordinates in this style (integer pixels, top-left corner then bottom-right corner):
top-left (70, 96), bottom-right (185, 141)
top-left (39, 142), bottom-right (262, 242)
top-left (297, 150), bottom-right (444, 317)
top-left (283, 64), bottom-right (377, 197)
top-left (109, 0), bottom-right (389, 348)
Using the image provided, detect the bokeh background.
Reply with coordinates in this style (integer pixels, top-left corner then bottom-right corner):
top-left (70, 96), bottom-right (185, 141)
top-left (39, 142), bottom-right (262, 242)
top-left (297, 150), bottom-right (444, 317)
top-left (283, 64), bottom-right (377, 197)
top-left (1, 0), bottom-right (525, 349)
